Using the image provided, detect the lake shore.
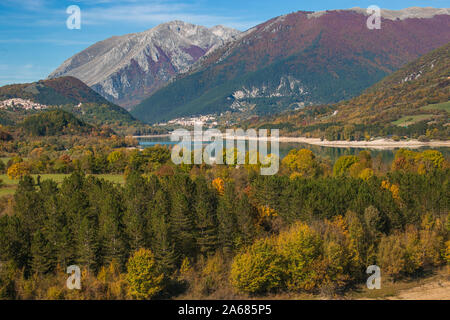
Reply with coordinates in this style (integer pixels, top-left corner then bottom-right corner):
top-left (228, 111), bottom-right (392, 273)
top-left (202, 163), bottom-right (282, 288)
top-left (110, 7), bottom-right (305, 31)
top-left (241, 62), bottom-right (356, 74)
top-left (134, 134), bottom-right (450, 150)
top-left (274, 137), bottom-right (450, 149)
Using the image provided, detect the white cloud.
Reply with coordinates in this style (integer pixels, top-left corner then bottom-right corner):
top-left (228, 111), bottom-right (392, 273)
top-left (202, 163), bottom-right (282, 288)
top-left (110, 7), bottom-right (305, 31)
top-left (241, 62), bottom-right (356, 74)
top-left (79, 1), bottom-right (258, 30)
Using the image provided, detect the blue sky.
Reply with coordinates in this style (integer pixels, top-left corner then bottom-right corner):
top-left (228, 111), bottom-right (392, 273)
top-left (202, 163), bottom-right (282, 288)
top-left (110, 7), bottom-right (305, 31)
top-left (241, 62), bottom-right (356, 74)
top-left (0, 0), bottom-right (448, 86)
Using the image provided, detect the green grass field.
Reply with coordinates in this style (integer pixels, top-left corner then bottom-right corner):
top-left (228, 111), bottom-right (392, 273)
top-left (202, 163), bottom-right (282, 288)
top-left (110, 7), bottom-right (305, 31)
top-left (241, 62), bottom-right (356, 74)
top-left (0, 188), bottom-right (15, 196)
top-left (0, 158), bottom-right (11, 164)
top-left (421, 101), bottom-right (450, 113)
top-left (0, 174), bottom-right (125, 197)
top-left (392, 114), bottom-right (434, 127)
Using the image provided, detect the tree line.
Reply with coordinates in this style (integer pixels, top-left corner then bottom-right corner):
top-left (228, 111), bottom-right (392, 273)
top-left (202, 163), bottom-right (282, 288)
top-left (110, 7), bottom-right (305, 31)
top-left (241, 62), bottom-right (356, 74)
top-left (0, 147), bottom-right (448, 299)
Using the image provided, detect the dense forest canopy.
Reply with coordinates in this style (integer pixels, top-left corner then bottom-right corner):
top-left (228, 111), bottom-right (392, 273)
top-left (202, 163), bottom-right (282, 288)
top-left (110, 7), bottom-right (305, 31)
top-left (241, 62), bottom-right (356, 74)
top-left (0, 144), bottom-right (448, 300)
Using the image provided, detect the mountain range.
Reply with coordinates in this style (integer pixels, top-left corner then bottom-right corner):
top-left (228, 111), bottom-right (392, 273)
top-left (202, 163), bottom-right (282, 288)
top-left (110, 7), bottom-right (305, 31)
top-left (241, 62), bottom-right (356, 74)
top-left (5, 7), bottom-right (450, 131)
top-left (49, 21), bottom-right (240, 108)
top-left (130, 7), bottom-right (450, 123)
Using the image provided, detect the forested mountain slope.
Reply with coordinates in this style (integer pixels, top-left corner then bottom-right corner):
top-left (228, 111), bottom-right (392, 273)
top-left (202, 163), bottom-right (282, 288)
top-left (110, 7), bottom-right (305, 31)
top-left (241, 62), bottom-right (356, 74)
top-left (248, 42), bottom-right (450, 140)
top-left (131, 8), bottom-right (450, 123)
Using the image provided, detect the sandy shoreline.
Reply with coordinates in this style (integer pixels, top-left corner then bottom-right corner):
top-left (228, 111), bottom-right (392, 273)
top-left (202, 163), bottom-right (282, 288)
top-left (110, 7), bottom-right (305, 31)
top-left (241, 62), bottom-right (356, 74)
top-left (134, 134), bottom-right (450, 150)
top-left (275, 137), bottom-right (450, 149)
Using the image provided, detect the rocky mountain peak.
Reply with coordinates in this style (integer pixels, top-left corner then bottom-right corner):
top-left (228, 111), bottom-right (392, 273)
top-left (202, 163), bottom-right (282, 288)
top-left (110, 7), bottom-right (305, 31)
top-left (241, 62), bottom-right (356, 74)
top-left (48, 21), bottom-right (240, 108)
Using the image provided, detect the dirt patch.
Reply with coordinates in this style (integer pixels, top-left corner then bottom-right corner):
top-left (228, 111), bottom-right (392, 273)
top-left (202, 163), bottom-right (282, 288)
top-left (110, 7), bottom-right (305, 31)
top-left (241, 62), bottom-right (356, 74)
top-left (389, 280), bottom-right (450, 300)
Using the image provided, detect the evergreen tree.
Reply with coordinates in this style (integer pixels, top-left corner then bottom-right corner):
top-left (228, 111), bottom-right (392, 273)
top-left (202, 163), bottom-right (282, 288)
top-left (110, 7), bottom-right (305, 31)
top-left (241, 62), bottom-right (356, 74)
top-left (59, 172), bottom-right (90, 263)
top-left (170, 191), bottom-right (196, 258)
top-left (235, 193), bottom-right (257, 248)
top-left (14, 176), bottom-right (44, 235)
top-left (216, 182), bottom-right (237, 255)
top-left (31, 230), bottom-right (54, 275)
top-left (149, 190), bottom-right (178, 272)
top-left (124, 172), bottom-right (152, 251)
top-left (40, 180), bottom-right (73, 268)
top-left (76, 215), bottom-right (99, 272)
top-left (194, 177), bottom-right (218, 256)
top-left (153, 215), bottom-right (178, 274)
top-left (84, 177), bottom-right (127, 268)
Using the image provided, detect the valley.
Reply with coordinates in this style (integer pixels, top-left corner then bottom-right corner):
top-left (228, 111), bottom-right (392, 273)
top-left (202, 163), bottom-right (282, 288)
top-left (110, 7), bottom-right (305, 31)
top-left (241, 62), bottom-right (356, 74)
top-left (0, 4), bottom-right (448, 303)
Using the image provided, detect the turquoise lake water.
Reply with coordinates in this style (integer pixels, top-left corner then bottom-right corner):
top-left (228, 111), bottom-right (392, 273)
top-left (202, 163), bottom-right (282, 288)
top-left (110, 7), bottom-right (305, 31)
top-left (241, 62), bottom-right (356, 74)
top-left (137, 136), bottom-right (450, 165)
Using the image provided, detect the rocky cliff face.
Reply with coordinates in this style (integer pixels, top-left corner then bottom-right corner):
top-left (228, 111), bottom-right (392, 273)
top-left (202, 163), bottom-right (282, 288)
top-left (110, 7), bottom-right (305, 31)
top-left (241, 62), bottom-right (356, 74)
top-left (49, 21), bottom-right (240, 108)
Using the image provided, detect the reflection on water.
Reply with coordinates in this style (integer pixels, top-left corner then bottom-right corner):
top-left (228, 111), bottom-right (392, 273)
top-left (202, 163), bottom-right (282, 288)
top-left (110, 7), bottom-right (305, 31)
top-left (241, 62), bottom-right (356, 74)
top-left (137, 137), bottom-right (450, 165)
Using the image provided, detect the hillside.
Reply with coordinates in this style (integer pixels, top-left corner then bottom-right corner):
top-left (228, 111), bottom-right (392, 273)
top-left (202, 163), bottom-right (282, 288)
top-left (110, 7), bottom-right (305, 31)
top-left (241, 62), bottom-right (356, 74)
top-left (0, 76), bottom-right (140, 130)
top-left (21, 109), bottom-right (96, 137)
top-left (248, 42), bottom-right (450, 140)
top-left (131, 8), bottom-right (450, 124)
top-left (49, 21), bottom-right (240, 108)
top-left (0, 76), bottom-right (108, 105)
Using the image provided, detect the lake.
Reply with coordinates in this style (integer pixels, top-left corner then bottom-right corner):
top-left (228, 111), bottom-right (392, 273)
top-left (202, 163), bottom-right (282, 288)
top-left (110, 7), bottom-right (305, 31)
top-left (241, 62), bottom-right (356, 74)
top-left (137, 136), bottom-right (450, 165)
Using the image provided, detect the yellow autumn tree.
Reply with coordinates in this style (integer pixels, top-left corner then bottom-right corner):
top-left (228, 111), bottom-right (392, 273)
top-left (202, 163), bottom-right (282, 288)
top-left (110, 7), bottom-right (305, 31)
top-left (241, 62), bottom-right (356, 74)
top-left (381, 180), bottom-right (401, 201)
top-left (282, 149), bottom-right (318, 177)
top-left (445, 241), bottom-right (450, 264)
top-left (126, 249), bottom-right (164, 300)
top-left (212, 177), bottom-right (225, 196)
top-left (230, 238), bottom-right (284, 294)
top-left (7, 162), bottom-right (30, 180)
top-left (276, 222), bottom-right (323, 291)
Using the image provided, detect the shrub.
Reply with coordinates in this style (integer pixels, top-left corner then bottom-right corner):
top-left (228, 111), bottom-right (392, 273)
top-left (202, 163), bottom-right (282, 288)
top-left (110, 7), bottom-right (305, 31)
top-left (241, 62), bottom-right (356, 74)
top-left (201, 253), bottom-right (228, 295)
top-left (445, 241), bottom-right (450, 264)
top-left (377, 227), bottom-right (424, 280)
top-left (364, 206), bottom-right (384, 237)
top-left (377, 234), bottom-right (406, 280)
top-left (359, 168), bottom-right (374, 181)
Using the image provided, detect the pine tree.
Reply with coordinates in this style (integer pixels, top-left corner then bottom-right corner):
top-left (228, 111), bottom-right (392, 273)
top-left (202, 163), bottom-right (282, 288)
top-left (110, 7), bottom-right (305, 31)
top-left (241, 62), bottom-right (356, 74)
top-left (31, 230), bottom-right (55, 275)
top-left (216, 182), bottom-right (237, 255)
top-left (170, 191), bottom-right (196, 258)
top-left (152, 215), bottom-right (178, 274)
top-left (148, 190), bottom-right (178, 272)
top-left (194, 177), bottom-right (218, 256)
top-left (14, 176), bottom-right (44, 235)
top-left (76, 215), bottom-right (99, 272)
top-left (124, 173), bottom-right (151, 251)
top-left (235, 193), bottom-right (257, 248)
top-left (93, 180), bottom-right (127, 268)
top-left (40, 180), bottom-right (73, 268)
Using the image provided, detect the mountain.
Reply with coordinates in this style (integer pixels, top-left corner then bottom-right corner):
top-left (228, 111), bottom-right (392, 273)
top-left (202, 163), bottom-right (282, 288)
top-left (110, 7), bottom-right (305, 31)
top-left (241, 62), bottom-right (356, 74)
top-left (49, 21), bottom-right (240, 108)
top-left (131, 7), bottom-right (450, 124)
top-left (0, 76), bottom-right (138, 128)
top-left (248, 41), bottom-right (450, 140)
